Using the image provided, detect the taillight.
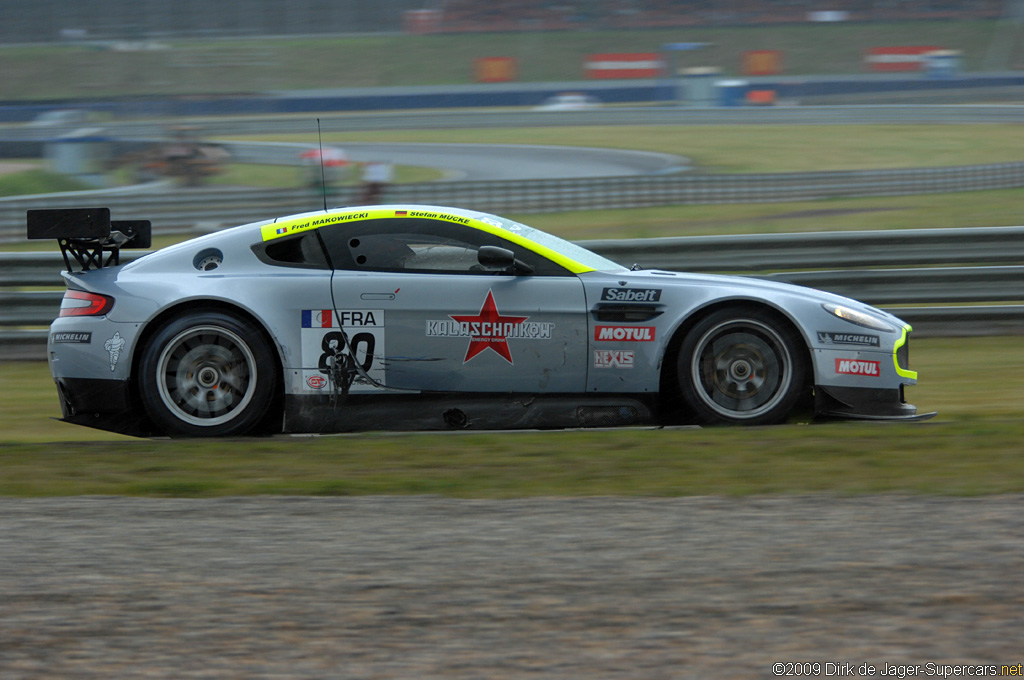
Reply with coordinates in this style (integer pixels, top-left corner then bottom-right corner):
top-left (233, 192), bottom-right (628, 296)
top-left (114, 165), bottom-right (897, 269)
top-left (59, 290), bottom-right (114, 317)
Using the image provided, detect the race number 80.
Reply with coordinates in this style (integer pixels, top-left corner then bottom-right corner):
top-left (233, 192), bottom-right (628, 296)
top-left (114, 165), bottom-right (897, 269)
top-left (318, 331), bottom-right (375, 373)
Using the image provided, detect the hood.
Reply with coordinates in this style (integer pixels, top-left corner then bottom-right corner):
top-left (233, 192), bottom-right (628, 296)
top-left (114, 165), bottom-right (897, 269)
top-left (596, 268), bottom-right (905, 326)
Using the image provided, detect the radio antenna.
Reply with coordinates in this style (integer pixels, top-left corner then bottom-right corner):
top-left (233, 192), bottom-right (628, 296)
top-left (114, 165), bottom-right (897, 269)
top-left (317, 118), bottom-right (328, 212)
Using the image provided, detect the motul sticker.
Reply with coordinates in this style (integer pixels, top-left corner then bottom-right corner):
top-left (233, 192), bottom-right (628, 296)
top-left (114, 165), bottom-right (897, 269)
top-left (594, 350), bottom-right (634, 368)
top-left (594, 325), bottom-right (655, 342)
top-left (835, 358), bottom-right (880, 377)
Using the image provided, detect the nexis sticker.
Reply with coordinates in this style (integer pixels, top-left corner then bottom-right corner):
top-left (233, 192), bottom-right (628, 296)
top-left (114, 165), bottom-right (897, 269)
top-left (594, 350), bottom-right (635, 369)
top-left (594, 325), bottom-right (655, 342)
top-left (835, 358), bottom-right (880, 377)
top-left (300, 309), bottom-right (385, 392)
top-left (426, 290), bottom-right (554, 364)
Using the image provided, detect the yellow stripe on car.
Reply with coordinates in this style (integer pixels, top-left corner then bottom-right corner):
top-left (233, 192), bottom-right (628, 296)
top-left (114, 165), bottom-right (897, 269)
top-left (893, 325), bottom-right (917, 380)
top-left (261, 208), bottom-right (595, 274)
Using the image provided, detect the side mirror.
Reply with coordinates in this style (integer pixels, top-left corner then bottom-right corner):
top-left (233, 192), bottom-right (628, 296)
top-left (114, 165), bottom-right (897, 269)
top-left (477, 245), bottom-right (515, 268)
top-left (477, 245), bottom-right (535, 275)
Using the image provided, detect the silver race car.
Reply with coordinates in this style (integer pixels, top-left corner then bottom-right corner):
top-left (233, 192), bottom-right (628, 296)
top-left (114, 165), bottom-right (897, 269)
top-left (30, 205), bottom-right (932, 437)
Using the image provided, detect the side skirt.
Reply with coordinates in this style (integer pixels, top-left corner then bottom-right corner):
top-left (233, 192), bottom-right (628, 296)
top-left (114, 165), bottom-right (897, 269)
top-left (283, 393), bottom-right (657, 433)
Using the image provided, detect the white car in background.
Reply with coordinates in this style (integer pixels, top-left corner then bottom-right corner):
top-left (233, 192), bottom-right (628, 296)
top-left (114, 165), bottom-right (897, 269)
top-left (533, 93), bottom-right (601, 111)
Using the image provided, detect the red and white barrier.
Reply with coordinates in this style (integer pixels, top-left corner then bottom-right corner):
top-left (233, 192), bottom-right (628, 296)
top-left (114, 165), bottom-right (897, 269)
top-left (584, 53), bottom-right (663, 79)
top-left (865, 46), bottom-right (943, 72)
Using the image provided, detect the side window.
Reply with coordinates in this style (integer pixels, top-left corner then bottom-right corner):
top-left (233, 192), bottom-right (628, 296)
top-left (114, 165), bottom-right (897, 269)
top-left (348, 233), bottom-right (480, 272)
top-left (255, 232), bottom-right (329, 269)
top-left (319, 218), bottom-right (570, 276)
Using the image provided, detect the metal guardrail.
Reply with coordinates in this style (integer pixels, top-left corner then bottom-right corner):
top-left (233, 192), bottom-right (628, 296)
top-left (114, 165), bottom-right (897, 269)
top-left (5, 162), bottom-right (1024, 242)
top-left (577, 225), bottom-right (1024, 272)
top-left (3, 226), bottom-right (1022, 359)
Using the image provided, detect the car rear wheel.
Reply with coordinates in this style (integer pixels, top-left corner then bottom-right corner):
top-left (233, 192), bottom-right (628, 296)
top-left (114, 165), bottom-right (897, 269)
top-left (139, 311), bottom-right (277, 436)
top-left (677, 308), bottom-right (806, 426)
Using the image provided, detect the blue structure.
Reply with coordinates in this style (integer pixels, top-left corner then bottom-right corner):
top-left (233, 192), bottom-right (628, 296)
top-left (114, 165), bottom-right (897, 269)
top-left (2, 72), bottom-right (1024, 122)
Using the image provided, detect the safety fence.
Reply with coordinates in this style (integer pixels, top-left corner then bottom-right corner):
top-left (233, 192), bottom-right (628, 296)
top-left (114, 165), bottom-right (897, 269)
top-left (4, 160), bottom-right (1024, 243)
top-left (3, 225), bottom-right (1022, 359)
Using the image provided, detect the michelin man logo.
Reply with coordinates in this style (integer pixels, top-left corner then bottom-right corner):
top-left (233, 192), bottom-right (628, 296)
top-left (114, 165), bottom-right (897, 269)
top-left (104, 332), bottom-right (125, 372)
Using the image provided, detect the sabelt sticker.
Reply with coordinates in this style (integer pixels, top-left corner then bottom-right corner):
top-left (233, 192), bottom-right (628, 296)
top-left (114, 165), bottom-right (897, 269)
top-left (601, 287), bottom-right (662, 303)
top-left (835, 358), bottom-right (880, 377)
top-left (594, 350), bottom-right (635, 369)
top-left (594, 325), bottom-right (655, 342)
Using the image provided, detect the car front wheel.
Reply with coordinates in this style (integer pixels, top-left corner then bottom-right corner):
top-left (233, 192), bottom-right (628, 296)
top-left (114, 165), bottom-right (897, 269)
top-left (677, 308), bottom-right (806, 426)
top-left (139, 311), bottom-right (277, 436)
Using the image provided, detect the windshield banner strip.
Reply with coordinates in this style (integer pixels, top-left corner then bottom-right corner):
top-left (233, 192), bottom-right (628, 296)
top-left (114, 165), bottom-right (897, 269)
top-left (261, 208), bottom-right (595, 274)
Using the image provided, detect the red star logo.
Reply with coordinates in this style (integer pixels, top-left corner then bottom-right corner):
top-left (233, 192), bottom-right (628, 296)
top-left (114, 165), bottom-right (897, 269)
top-left (450, 290), bottom-right (528, 364)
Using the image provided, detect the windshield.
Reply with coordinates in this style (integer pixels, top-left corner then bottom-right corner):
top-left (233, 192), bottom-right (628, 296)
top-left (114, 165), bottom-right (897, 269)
top-left (477, 213), bottom-right (627, 273)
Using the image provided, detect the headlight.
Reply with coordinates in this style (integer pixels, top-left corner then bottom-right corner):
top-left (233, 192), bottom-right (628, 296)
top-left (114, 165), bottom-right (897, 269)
top-left (822, 303), bottom-right (896, 332)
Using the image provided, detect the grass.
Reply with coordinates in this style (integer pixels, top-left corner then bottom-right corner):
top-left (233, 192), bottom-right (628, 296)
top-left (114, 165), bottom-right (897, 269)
top-left (1, 336), bottom-right (1022, 497)
top-left (0, 21), bottom-right (1009, 100)
top-left (0, 422), bottom-right (1022, 497)
top-left (0, 168), bottom-right (93, 197)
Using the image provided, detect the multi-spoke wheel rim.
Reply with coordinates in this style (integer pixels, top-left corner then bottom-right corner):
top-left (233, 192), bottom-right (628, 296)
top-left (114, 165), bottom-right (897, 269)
top-left (689, 319), bottom-right (793, 421)
top-left (155, 325), bottom-right (257, 428)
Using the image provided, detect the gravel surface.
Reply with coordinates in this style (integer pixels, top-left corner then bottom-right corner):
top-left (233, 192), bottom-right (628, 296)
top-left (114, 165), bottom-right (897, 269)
top-left (2, 495), bottom-right (1023, 679)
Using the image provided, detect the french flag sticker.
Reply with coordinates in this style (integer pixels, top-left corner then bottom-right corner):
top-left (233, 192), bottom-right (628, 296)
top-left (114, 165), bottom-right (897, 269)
top-left (276, 226), bottom-right (288, 235)
top-left (301, 309), bottom-right (333, 328)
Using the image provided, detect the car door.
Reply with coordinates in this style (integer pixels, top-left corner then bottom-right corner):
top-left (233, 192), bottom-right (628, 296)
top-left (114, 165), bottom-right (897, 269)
top-left (320, 216), bottom-right (589, 394)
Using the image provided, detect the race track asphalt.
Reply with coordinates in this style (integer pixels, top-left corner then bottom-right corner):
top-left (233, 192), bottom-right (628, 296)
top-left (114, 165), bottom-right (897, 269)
top-left (2, 495), bottom-right (1021, 678)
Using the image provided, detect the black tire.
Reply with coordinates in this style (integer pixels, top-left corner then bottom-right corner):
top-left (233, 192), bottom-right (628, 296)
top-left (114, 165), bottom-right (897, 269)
top-left (677, 307), bottom-right (807, 426)
top-left (138, 311), bottom-right (277, 436)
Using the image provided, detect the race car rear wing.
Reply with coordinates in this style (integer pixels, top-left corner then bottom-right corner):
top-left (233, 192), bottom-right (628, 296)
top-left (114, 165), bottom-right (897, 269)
top-left (27, 207), bottom-right (151, 272)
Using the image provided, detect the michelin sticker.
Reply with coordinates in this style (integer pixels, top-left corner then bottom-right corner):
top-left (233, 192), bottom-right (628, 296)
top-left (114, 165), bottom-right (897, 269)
top-left (817, 331), bottom-right (880, 347)
top-left (104, 332), bottom-right (125, 372)
top-left (51, 331), bottom-right (92, 344)
top-left (300, 309), bottom-right (386, 393)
